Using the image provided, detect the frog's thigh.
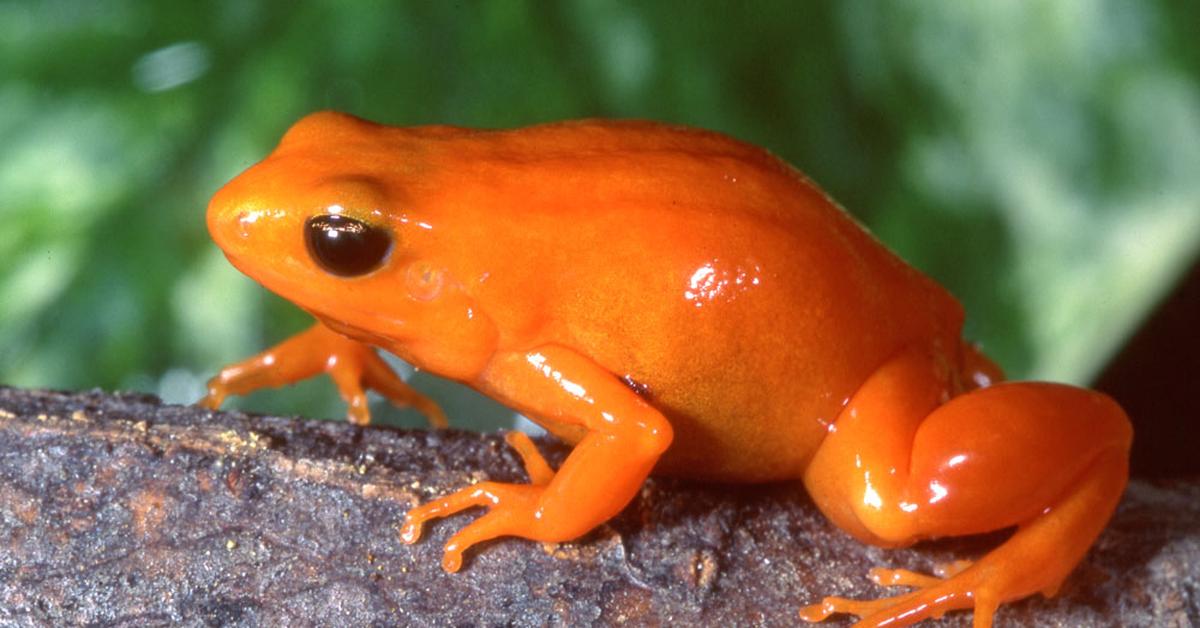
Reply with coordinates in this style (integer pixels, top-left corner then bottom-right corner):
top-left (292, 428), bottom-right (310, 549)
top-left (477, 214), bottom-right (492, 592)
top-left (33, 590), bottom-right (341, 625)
top-left (802, 349), bottom-right (1131, 625)
top-left (481, 345), bottom-right (674, 536)
top-left (808, 365), bottom-right (1131, 545)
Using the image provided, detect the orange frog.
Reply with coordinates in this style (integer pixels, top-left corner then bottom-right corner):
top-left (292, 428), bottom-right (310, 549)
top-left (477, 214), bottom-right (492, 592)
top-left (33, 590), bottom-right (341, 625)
top-left (201, 111), bottom-right (1131, 627)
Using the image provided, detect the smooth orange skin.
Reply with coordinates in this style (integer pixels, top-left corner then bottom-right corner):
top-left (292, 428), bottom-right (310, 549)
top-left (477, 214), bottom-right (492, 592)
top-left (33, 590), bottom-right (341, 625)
top-left (203, 112), bottom-right (1132, 627)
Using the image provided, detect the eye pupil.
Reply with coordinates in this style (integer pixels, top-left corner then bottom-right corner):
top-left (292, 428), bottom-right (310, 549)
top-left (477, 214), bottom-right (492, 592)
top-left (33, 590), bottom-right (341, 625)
top-left (304, 214), bottom-right (391, 277)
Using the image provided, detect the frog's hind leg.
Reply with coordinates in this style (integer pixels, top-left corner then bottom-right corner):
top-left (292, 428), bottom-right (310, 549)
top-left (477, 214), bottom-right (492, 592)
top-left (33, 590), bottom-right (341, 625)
top-left (799, 349), bottom-right (1131, 627)
top-left (801, 446), bottom-right (1127, 627)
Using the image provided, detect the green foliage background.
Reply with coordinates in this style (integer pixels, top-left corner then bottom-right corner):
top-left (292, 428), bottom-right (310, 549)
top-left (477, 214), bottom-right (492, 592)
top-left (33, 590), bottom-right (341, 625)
top-left (3, 1), bottom-right (1198, 430)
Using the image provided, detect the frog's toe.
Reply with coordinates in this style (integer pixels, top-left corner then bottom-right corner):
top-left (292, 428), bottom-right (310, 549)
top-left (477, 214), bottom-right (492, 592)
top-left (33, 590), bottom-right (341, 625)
top-left (504, 431), bottom-right (556, 485)
top-left (197, 386), bottom-right (226, 410)
top-left (867, 559), bottom-right (971, 588)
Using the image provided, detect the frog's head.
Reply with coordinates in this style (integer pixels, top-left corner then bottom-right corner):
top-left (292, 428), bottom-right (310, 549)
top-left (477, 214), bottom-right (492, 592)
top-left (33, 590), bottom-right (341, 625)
top-left (207, 111), bottom-right (497, 374)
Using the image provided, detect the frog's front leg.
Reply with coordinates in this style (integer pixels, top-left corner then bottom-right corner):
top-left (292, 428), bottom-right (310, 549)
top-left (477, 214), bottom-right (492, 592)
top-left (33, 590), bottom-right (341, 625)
top-left (199, 322), bottom-right (447, 428)
top-left (799, 348), bottom-right (1131, 627)
top-left (400, 345), bottom-right (673, 572)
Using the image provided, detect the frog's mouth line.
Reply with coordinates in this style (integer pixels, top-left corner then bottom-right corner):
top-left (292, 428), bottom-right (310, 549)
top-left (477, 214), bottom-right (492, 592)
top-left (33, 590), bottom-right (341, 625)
top-left (312, 314), bottom-right (400, 349)
top-left (218, 248), bottom-right (410, 343)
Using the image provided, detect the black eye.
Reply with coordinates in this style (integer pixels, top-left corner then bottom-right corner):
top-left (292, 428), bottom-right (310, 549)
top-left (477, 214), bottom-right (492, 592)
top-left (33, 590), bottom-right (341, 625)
top-left (304, 214), bottom-right (392, 277)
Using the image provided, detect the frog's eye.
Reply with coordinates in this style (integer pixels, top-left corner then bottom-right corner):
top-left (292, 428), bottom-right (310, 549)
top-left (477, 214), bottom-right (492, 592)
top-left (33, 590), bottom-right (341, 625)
top-left (304, 214), bottom-right (392, 277)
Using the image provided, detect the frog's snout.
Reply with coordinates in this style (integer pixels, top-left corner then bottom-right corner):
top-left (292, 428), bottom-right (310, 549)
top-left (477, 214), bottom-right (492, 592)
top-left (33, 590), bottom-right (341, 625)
top-left (205, 196), bottom-right (248, 256)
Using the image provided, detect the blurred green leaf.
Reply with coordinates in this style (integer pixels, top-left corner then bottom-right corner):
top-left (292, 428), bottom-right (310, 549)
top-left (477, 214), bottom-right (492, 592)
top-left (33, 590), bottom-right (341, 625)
top-left (2, 0), bottom-right (1196, 429)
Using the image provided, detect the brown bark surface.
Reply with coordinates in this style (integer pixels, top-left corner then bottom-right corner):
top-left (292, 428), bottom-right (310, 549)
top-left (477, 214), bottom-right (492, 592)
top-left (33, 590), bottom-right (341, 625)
top-left (0, 386), bottom-right (1195, 626)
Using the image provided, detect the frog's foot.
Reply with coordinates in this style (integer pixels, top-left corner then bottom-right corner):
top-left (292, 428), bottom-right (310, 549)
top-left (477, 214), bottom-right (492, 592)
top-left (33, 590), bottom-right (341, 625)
top-left (399, 431), bottom-right (556, 571)
top-left (799, 561), bottom-right (1000, 628)
top-left (201, 322), bottom-right (446, 428)
top-left (400, 480), bottom-right (546, 572)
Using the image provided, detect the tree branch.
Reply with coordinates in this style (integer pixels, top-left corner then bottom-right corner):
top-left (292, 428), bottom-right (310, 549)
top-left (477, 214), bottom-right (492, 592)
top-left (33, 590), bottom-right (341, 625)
top-left (0, 386), bottom-right (1193, 625)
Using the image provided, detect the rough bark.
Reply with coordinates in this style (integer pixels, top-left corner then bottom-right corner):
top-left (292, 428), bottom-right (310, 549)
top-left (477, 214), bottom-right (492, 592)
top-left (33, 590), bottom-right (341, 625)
top-left (0, 386), bottom-right (1194, 626)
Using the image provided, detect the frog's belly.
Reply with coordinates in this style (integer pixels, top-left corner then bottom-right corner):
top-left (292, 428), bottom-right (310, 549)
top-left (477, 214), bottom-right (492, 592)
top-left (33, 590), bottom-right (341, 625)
top-left (643, 366), bottom-right (843, 483)
top-left (568, 300), bottom-right (888, 482)
top-left (532, 396), bottom-right (825, 483)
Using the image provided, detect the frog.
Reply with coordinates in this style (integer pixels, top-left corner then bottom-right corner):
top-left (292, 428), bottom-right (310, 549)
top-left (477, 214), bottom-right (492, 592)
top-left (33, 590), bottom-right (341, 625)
top-left (200, 111), bottom-right (1132, 627)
